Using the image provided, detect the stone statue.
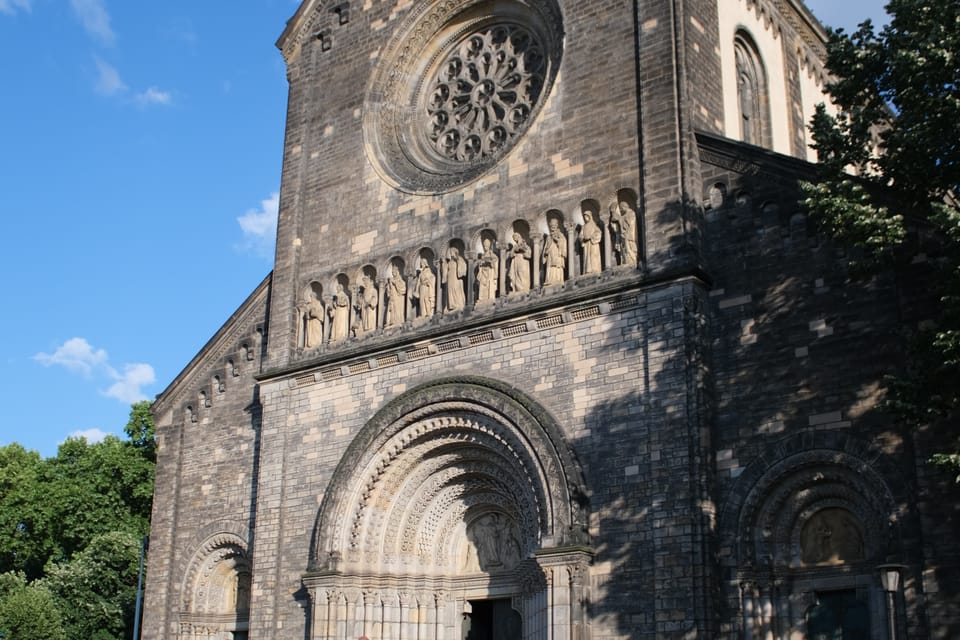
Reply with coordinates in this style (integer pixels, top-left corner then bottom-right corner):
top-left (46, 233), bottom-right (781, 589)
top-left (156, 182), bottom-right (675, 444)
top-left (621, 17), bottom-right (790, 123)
top-left (328, 283), bottom-right (350, 341)
top-left (609, 200), bottom-right (638, 267)
top-left (542, 218), bottom-right (567, 285)
top-left (508, 233), bottom-right (531, 294)
top-left (385, 264), bottom-right (406, 328)
top-left (357, 276), bottom-right (378, 333)
top-left (443, 247), bottom-right (467, 312)
top-left (413, 258), bottom-right (436, 318)
top-left (476, 237), bottom-right (498, 302)
top-left (579, 211), bottom-right (602, 274)
top-left (302, 291), bottom-right (325, 349)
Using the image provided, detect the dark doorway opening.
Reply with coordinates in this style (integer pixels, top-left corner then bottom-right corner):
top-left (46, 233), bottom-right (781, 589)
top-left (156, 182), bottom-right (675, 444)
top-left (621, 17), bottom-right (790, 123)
top-left (807, 590), bottom-right (870, 640)
top-left (463, 598), bottom-right (521, 640)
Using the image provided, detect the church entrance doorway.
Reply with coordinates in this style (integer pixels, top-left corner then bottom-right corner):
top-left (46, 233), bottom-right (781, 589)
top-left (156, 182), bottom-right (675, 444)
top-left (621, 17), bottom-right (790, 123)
top-left (463, 599), bottom-right (521, 640)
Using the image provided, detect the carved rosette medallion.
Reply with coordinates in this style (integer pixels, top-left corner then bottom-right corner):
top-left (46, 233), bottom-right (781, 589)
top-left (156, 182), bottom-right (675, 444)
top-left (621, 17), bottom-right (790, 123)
top-left (364, 0), bottom-right (563, 193)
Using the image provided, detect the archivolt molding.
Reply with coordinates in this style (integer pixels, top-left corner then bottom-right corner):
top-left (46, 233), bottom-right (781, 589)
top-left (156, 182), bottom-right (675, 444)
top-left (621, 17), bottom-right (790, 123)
top-left (723, 437), bottom-right (902, 571)
top-left (179, 526), bottom-right (252, 616)
top-left (310, 377), bottom-right (588, 575)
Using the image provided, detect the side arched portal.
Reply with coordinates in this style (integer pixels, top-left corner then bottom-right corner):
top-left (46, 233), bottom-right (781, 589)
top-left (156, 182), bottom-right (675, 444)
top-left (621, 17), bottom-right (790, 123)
top-left (179, 530), bottom-right (251, 640)
top-left (304, 377), bottom-right (591, 640)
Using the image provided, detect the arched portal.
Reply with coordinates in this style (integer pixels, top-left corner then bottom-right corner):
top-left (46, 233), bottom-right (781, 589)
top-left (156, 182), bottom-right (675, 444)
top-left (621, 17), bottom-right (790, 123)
top-left (179, 531), bottom-right (251, 640)
top-left (304, 377), bottom-right (591, 640)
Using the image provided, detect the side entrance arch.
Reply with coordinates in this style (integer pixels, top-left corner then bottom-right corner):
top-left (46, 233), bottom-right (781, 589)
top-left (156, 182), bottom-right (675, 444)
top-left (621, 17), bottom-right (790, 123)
top-left (304, 377), bottom-right (591, 640)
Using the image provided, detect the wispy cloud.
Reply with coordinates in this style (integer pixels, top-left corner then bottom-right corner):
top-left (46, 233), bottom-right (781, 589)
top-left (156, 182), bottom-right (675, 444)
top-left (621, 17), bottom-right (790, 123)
top-left (65, 428), bottom-right (110, 445)
top-left (0, 0), bottom-right (31, 15)
top-left (94, 56), bottom-right (126, 95)
top-left (237, 192), bottom-right (280, 258)
top-left (70, 0), bottom-right (114, 46)
top-left (34, 337), bottom-right (108, 376)
top-left (103, 363), bottom-right (156, 404)
top-left (135, 86), bottom-right (172, 107)
top-left (34, 337), bottom-right (155, 404)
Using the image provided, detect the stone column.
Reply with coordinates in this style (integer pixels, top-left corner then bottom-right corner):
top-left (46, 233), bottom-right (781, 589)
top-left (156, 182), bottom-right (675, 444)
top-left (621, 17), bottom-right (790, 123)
top-left (565, 225), bottom-right (576, 280)
top-left (434, 260), bottom-right (444, 316)
top-left (465, 257), bottom-right (476, 308)
top-left (348, 287), bottom-right (358, 337)
top-left (532, 237), bottom-right (542, 288)
top-left (376, 280), bottom-right (386, 330)
top-left (602, 211), bottom-right (614, 270)
top-left (405, 275), bottom-right (414, 325)
top-left (498, 244), bottom-right (507, 299)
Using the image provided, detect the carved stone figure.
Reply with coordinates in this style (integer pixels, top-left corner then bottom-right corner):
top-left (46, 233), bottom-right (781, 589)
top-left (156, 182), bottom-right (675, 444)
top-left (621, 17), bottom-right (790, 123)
top-left (466, 513), bottom-right (522, 572)
top-left (476, 237), bottom-right (498, 302)
top-left (413, 258), bottom-right (436, 318)
top-left (800, 508), bottom-right (865, 565)
top-left (328, 283), bottom-right (350, 341)
top-left (509, 233), bottom-right (531, 294)
top-left (357, 276), bottom-right (378, 333)
top-left (579, 211), bottom-right (602, 274)
top-left (302, 291), bottom-right (325, 348)
top-left (609, 200), bottom-right (638, 267)
top-left (443, 247), bottom-right (467, 311)
top-left (385, 265), bottom-right (406, 328)
top-left (542, 218), bottom-right (567, 285)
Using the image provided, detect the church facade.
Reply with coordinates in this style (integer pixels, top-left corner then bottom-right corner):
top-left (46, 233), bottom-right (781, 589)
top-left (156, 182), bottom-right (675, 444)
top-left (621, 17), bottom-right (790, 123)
top-left (142, 0), bottom-right (960, 638)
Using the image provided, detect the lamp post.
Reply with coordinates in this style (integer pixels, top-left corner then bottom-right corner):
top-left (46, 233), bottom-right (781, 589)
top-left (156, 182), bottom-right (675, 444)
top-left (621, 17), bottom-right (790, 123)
top-left (877, 563), bottom-right (906, 640)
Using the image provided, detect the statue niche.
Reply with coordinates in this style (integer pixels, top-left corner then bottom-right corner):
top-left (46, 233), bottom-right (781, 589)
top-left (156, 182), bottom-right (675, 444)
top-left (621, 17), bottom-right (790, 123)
top-left (508, 224), bottom-right (532, 294)
top-left (443, 241), bottom-right (468, 312)
top-left (355, 268), bottom-right (379, 335)
top-left (412, 251), bottom-right (437, 318)
top-left (475, 232), bottom-right (499, 303)
top-left (609, 190), bottom-right (639, 268)
top-left (328, 275), bottom-right (351, 343)
top-left (384, 260), bottom-right (407, 328)
top-left (298, 281), bottom-right (325, 349)
top-left (541, 213), bottom-right (567, 286)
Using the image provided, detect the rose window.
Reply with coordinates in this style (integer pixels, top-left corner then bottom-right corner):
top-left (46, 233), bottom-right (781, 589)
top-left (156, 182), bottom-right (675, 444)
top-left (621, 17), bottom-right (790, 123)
top-left (425, 25), bottom-right (545, 164)
top-left (363, 1), bottom-right (563, 193)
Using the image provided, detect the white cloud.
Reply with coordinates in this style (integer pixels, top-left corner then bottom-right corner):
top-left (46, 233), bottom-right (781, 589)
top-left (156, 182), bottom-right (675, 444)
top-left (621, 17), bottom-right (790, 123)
top-left (66, 428), bottom-right (110, 444)
top-left (237, 192), bottom-right (279, 258)
top-left (135, 86), bottom-right (172, 107)
top-left (34, 338), bottom-right (155, 406)
top-left (70, 0), bottom-right (114, 45)
top-left (102, 363), bottom-right (156, 404)
top-left (34, 337), bottom-right (108, 377)
top-left (94, 56), bottom-right (126, 95)
top-left (0, 0), bottom-right (31, 15)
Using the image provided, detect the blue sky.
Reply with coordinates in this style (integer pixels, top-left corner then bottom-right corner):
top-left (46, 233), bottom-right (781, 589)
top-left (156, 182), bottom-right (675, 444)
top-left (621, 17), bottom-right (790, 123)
top-left (0, 0), bottom-right (888, 458)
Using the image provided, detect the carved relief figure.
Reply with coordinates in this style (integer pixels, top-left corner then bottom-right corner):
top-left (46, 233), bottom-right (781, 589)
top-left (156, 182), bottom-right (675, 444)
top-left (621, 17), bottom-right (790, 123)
top-left (302, 290), bottom-right (325, 349)
top-left (443, 246), bottom-right (467, 311)
top-left (509, 233), bottom-right (531, 294)
top-left (328, 283), bottom-right (350, 341)
top-left (357, 275), bottom-right (379, 333)
top-left (476, 237), bottom-right (498, 302)
top-left (800, 508), bottom-right (865, 566)
top-left (413, 258), bottom-right (436, 318)
top-left (609, 200), bottom-right (638, 267)
top-left (579, 211), bottom-right (602, 274)
top-left (385, 264), bottom-right (407, 328)
top-left (542, 218), bottom-right (567, 285)
top-left (465, 513), bottom-right (523, 572)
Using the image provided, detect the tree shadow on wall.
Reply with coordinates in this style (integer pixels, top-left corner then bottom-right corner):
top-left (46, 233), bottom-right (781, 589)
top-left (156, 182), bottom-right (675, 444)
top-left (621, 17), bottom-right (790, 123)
top-left (575, 185), bottom-right (960, 638)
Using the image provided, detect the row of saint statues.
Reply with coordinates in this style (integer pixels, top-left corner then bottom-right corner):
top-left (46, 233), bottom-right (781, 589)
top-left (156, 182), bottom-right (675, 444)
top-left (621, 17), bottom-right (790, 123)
top-left (297, 201), bottom-right (639, 348)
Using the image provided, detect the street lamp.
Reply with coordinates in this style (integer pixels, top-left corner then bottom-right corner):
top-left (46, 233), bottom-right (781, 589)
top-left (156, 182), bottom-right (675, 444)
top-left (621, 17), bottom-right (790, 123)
top-left (877, 563), bottom-right (907, 640)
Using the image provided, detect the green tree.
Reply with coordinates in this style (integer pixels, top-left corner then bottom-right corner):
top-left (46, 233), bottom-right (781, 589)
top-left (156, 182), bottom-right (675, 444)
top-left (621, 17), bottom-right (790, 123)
top-left (0, 445), bottom-right (49, 579)
top-left (124, 400), bottom-right (157, 463)
top-left (44, 531), bottom-right (141, 640)
top-left (0, 571), bottom-right (66, 640)
top-left (803, 0), bottom-right (960, 476)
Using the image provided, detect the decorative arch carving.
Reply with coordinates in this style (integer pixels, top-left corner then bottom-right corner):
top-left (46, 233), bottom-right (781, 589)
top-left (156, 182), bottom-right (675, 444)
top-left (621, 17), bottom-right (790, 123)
top-left (309, 376), bottom-right (588, 574)
top-left (178, 526), bottom-right (251, 639)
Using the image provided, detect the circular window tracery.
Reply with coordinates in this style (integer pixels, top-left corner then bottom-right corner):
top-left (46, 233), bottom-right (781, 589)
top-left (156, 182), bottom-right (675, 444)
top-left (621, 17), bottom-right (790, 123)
top-left (425, 24), bottom-right (545, 163)
top-left (363, 0), bottom-right (563, 194)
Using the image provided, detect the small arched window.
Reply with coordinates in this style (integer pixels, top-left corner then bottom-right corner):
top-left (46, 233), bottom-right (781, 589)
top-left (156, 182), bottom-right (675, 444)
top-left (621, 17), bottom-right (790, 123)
top-left (734, 31), bottom-right (770, 147)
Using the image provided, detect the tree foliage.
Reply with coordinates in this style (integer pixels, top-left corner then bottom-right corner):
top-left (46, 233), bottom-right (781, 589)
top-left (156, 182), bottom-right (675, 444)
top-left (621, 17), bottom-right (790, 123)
top-left (0, 403), bottom-right (155, 639)
top-left (0, 572), bottom-right (66, 640)
top-left (802, 0), bottom-right (960, 476)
